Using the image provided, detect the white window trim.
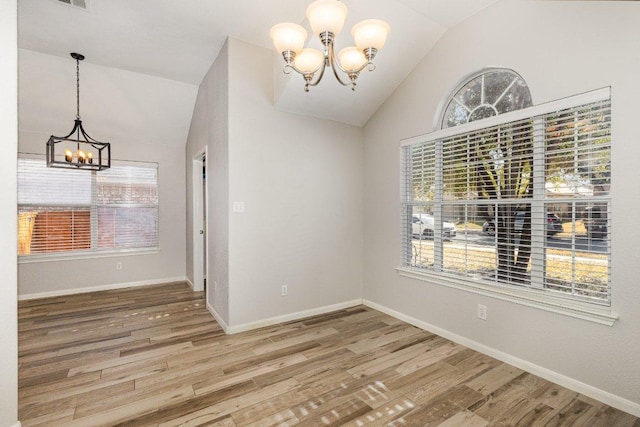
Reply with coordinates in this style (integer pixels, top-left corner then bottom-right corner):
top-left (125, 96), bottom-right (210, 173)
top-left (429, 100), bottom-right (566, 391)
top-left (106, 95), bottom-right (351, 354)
top-left (399, 87), bottom-right (615, 326)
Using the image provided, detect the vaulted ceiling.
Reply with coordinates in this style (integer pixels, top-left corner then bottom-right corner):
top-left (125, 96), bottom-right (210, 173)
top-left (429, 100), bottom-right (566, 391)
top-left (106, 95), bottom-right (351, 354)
top-left (18, 0), bottom-right (499, 131)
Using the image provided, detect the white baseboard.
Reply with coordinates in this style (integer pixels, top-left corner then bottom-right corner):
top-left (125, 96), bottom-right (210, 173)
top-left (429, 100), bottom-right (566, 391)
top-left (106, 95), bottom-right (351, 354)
top-left (216, 299), bottom-right (363, 335)
top-left (18, 276), bottom-right (189, 300)
top-left (185, 277), bottom-right (194, 290)
top-left (206, 301), bottom-right (229, 333)
top-left (363, 299), bottom-right (640, 418)
top-left (7, 421), bottom-right (21, 427)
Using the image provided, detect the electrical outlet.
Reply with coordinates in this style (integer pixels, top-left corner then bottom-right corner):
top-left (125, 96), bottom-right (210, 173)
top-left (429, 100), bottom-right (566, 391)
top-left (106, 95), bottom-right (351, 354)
top-left (213, 281), bottom-right (217, 291)
top-left (116, 262), bottom-right (122, 271)
top-left (477, 304), bottom-right (487, 320)
top-left (281, 285), bottom-right (288, 296)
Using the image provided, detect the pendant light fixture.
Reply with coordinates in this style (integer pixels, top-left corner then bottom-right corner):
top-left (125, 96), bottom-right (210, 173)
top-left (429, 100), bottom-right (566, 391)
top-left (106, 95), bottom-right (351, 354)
top-left (46, 53), bottom-right (111, 171)
top-left (270, 0), bottom-right (390, 92)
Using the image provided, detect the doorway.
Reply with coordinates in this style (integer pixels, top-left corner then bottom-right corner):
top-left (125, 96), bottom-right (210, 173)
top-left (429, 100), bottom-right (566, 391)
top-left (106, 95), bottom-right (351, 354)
top-left (192, 149), bottom-right (207, 292)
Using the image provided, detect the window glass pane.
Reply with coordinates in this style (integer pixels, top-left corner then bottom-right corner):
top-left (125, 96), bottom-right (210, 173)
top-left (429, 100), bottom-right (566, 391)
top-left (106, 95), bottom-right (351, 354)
top-left (444, 121), bottom-right (534, 202)
top-left (468, 106), bottom-right (497, 122)
top-left (405, 205), bottom-right (435, 269)
top-left (441, 204), bottom-right (494, 279)
top-left (495, 80), bottom-right (532, 114)
top-left (544, 202), bottom-right (609, 301)
top-left (97, 165), bottom-right (158, 204)
top-left (442, 102), bottom-right (470, 129)
top-left (483, 71), bottom-right (515, 105)
top-left (98, 206), bottom-right (158, 249)
top-left (96, 164), bottom-right (158, 249)
top-left (545, 101), bottom-right (611, 198)
top-left (410, 144), bottom-right (435, 202)
top-left (455, 78), bottom-right (482, 110)
top-left (18, 207), bottom-right (91, 254)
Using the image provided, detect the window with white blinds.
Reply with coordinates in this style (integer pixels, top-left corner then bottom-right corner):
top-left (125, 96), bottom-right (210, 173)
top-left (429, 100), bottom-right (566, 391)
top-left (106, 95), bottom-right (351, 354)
top-left (18, 157), bottom-right (158, 257)
top-left (401, 88), bottom-right (611, 305)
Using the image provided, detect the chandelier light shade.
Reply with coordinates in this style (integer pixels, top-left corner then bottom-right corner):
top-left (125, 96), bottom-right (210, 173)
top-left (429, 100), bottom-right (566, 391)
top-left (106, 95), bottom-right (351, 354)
top-left (269, 23), bottom-right (307, 57)
top-left (46, 53), bottom-right (111, 171)
top-left (270, 0), bottom-right (390, 92)
top-left (306, 0), bottom-right (348, 36)
top-left (352, 19), bottom-right (390, 51)
top-left (294, 48), bottom-right (325, 74)
top-left (338, 47), bottom-right (367, 73)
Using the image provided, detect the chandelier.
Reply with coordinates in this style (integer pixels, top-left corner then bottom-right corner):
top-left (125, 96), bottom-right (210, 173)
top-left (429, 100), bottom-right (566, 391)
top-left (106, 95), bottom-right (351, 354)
top-left (270, 0), bottom-right (390, 92)
top-left (46, 53), bottom-right (111, 171)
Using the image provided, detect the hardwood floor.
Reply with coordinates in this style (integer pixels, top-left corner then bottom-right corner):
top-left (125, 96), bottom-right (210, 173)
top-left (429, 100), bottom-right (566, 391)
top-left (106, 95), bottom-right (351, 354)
top-left (18, 283), bottom-right (639, 427)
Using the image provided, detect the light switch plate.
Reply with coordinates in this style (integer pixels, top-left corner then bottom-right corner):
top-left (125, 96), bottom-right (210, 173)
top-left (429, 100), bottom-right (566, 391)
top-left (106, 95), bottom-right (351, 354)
top-left (233, 202), bottom-right (245, 213)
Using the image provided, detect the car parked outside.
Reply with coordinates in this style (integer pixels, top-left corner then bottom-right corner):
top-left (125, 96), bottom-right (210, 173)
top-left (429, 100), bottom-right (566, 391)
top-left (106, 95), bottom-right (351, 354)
top-left (412, 214), bottom-right (457, 240)
top-left (482, 212), bottom-right (563, 236)
top-left (583, 205), bottom-right (607, 239)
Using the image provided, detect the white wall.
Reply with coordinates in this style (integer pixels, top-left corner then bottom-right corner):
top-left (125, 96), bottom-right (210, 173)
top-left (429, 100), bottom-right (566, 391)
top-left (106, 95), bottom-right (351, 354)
top-left (185, 40), bottom-right (230, 324)
top-left (18, 50), bottom-right (193, 297)
top-left (363, 0), bottom-right (640, 412)
top-left (0, 1), bottom-right (19, 425)
top-left (227, 39), bottom-right (364, 328)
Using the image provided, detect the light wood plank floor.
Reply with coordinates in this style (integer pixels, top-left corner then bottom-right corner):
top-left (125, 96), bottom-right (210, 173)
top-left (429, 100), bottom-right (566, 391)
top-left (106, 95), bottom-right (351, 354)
top-left (18, 282), bottom-right (639, 426)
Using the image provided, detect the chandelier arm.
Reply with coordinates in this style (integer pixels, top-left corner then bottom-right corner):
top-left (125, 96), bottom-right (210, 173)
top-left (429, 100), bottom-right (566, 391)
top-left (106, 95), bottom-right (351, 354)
top-left (332, 45), bottom-right (376, 77)
top-left (351, 60), bottom-right (376, 75)
top-left (77, 121), bottom-right (102, 143)
top-left (53, 119), bottom-right (101, 143)
top-left (284, 62), bottom-right (323, 77)
top-left (305, 58), bottom-right (328, 89)
top-left (327, 43), bottom-right (351, 87)
top-left (55, 119), bottom-right (82, 140)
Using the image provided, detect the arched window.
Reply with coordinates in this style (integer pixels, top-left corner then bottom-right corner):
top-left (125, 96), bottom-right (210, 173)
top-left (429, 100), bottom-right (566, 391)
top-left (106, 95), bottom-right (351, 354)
top-left (440, 69), bottom-right (532, 129)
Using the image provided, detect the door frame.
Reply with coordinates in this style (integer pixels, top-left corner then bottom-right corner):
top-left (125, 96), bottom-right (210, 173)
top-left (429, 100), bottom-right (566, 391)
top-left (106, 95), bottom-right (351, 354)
top-left (192, 148), bottom-right (207, 292)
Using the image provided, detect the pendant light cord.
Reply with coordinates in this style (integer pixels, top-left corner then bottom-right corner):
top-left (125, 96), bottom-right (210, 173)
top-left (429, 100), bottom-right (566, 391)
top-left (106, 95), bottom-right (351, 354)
top-left (76, 57), bottom-right (81, 120)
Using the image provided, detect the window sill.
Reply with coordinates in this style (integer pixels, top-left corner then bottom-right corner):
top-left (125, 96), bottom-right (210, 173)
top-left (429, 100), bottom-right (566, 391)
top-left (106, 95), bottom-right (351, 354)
top-left (18, 248), bottom-right (160, 264)
top-left (396, 267), bottom-right (618, 326)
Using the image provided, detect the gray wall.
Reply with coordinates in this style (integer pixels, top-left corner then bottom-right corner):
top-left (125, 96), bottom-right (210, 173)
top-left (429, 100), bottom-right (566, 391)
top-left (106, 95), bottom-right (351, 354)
top-left (227, 38), bottom-right (364, 328)
top-left (0, 1), bottom-right (19, 426)
top-left (185, 38), bottom-right (365, 331)
top-left (186, 40), bottom-right (231, 324)
top-left (363, 0), bottom-right (640, 410)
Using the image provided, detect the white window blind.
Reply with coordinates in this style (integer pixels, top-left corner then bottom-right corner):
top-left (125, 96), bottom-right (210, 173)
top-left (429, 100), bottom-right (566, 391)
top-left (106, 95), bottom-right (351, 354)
top-left (401, 88), bottom-right (611, 304)
top-left (96, 164), bottom-right (158, 250)
top-left (18, 157), bottom-right (158, 257)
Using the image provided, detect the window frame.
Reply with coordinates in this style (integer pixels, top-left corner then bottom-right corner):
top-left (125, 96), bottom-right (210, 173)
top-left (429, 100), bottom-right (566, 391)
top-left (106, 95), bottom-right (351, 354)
top-left (398, 87), bottom-right (617, 326)
top-left (17, 156), bottom-right (160, 263)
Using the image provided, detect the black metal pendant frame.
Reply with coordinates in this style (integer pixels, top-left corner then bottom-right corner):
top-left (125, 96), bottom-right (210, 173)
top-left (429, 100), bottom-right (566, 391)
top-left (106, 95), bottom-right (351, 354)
top-left (46, 119), bottom-right (111, 171)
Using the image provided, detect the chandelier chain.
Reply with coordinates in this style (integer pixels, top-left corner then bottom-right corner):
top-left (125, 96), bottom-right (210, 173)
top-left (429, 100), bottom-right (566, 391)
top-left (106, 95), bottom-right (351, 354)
top-left (76, 57), bottom-right (80, 119)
